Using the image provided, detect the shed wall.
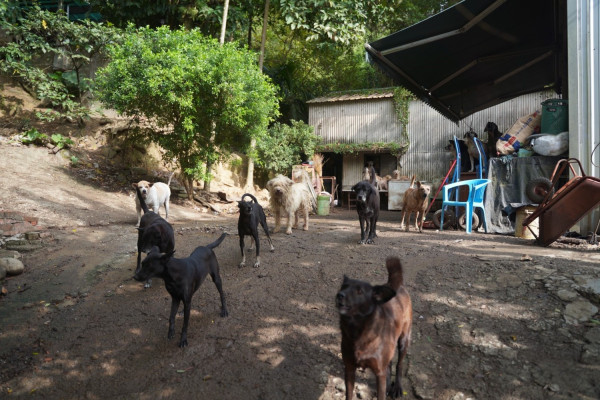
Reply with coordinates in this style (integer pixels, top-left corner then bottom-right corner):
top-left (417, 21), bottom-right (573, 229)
top-left (309, 98), bottom-right (404, 144)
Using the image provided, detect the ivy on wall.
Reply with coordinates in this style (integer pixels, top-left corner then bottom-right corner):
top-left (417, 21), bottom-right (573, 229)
top-left (314, 87), bottom-right (414, 158)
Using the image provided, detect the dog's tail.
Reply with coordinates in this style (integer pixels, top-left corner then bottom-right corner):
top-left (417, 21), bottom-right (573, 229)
top-left (385, 257), bottom-right (405, 291)
top-left (207, 232), bottom-right (228, 250)
top-left (133, 183), bottom-right (150, 214)
top-left (409, 175), bottom-right (416, 188)
top-left (241, 193), bottom-right (258, 203)
top-left (167, 171), bottom-right (175, 187)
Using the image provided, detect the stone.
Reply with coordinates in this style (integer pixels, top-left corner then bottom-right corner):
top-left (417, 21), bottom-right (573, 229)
top-left (564, 300), bottom-right (599, 325)
top-left (0, 257), bottom-right (25, 276)
top-left (0, 265), bottom-right (6, 280)
top-left (556, 289), bottom-right (578, 302)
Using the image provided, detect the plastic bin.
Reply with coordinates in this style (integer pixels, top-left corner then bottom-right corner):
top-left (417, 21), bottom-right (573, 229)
top-left (541, 99), bottom-right (568, 134)
top-left (316, 195), bottom-right (330, 216)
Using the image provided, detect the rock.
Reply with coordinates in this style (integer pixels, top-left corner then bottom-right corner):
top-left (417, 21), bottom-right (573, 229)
top-left (556, 289), bottom-right (579, 302)
top-left (564, 300), bottom-right (598, 325)
top-left (579, 278), bottom-right (600, 303)
top-left (0, 257), bottom-right (24, 276)
top-left (0, 265), bottom-right (6, 280)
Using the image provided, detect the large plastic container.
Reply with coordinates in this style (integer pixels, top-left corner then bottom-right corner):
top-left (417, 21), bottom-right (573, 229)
top-left (317, 195), bottom-right (330, 216)
top-left (515, 206), bottom-right (538, 239)
top-left (541, 99), bottom-right (568, 134)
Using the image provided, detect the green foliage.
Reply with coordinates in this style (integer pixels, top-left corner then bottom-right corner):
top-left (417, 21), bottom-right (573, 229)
top-left (96, 26), bottom-right (279, 190)
top-left (256, 120), bottom-right (321, 175)
top-left (70, 155), bottom-right (80, 166)
top-left (50, 134), bottom-right (74, 150)
top-left (0, 5), bottom-right (120, 121)
top-left (20, 128), bottom-right (48, 146)
top-left (318, 141), bottom-right (406, 156)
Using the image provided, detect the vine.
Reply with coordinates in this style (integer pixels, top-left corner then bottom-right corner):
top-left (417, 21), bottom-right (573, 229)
top-left (314, 87), bottom-right (414, 158)
top-left (317, 141), bottom-right (406, 155)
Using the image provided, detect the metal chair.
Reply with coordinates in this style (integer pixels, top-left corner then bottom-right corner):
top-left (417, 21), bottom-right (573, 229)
top-left (440, 179), bottom-right (491, 234)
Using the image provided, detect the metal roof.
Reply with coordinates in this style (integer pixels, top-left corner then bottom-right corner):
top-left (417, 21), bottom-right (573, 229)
top-left (306, 91), bottom-right (394, 104)
top-left (365, 0), bottom-right (567, 123)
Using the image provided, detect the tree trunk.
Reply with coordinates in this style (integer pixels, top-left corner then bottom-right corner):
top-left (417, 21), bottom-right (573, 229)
top-left (219, 0), bottom-right (230, 44)
top-left (245, 0), bottom-right (270, 191)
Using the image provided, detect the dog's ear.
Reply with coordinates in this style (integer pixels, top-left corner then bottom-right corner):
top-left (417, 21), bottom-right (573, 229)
top-left (136, 227), bottom-right (144, 232)
top-left (372, 285), bottom-right (396, 304)
top-left (416, 181), bottom-right (422, 188)
top-left (132, 183), bottom-right (138, 189)
top-left (160, 250), bottom-right (175, 260)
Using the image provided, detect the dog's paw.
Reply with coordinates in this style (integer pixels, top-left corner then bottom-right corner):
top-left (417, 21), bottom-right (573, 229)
top-left (285, 230), bottom-right (292, 235)
top-left (144, 282), bottom-right (152, 289)
top-left (178, 338), bottom-right (188, 348)
top-left (239, 262), bottom-right (246, 268)
top-left (303, 225), bottom-right (309, 231)
top-left (220, 309), bottom-right (229, 317)
top-left (358, 239), bottom-right (365, 244)
top-left (253, 261), bottom-right (260, 268)
top-left (387, 381), bottom-right (403, 398)
top-left (366, 239), bottom-right (375, 244)
top-left (269, 246), bottom-right (275, 252)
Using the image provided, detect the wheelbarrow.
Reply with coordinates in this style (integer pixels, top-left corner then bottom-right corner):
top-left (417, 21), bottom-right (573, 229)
top-left (522, 158), bottom-right (600, 246)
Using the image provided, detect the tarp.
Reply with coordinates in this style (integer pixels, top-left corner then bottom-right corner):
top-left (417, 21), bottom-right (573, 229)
top-left (366, 0), bottom-right (567, 123)
top-left (484, 155), bottom-right (562, 234)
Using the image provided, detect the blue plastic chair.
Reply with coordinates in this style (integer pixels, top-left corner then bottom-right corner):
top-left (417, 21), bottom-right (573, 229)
top-left (473, 136), bottom-right (488, 178)
top-left (440, 179), bottom-right (491, 234)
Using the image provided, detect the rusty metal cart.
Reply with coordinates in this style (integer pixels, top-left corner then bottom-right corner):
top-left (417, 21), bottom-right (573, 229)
top-left (522, 158), bottom-right (600, 246)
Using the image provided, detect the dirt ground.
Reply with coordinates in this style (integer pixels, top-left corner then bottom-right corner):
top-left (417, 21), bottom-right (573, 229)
top-left (1, 111), bottom-right (600, 399)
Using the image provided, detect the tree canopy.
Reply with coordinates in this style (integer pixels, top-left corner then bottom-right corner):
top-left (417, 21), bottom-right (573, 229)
top-left (96, 26), bottom-right (280, 196)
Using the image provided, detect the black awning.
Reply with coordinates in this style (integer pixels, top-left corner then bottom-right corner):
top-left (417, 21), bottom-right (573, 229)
top-left (366, 0), bottom-right (566, 123)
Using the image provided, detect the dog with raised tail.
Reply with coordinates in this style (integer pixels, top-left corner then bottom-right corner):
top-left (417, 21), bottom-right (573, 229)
top-left (237, 193), bottom-right (274, 268)
top-left (336, 257), bottom-right (413, 400)
top-left (134, 233), bottom-right (229, 348)
top-left (399, 175), bottom-right (431, 233)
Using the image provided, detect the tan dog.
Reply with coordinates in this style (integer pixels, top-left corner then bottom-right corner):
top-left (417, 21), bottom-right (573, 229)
top-left (266, 174), bottom-right (314, 234)
top-left (399, 175), bottom-right (431, 232)
top-left (464, 130), bottom-right (488, 172)
top-left (363, 166), bottom-right (392, 191)
top-left (134, 173), bottom-right (174, 226)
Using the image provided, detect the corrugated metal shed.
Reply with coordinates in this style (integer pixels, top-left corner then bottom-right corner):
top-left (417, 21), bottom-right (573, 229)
top-left (308, 92), bottom-right (404, 145)
top-left (308, 90), bottom-right (557, 191)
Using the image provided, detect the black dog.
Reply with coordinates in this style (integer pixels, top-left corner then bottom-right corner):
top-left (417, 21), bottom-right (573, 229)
top-left (336, 257), bottom-right (413, 400)
top-left (134, 233), bottom-right (229, 348)
top-left (351, 166), bottom-right (380, 244)
top-left (237, 193), bottom-right (274, 268)
top-left (484, 121), bottom-right (502, 160)
top-left (133, 183), bottom-right (175, 288)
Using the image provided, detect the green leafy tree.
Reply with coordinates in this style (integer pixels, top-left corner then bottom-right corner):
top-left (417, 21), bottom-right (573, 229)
top-left (256, 120), bottom-right (321, 175)
top-left (0, 5), bottom-right (119, 122)
top-left (96, 26), bottom-right (279, 197)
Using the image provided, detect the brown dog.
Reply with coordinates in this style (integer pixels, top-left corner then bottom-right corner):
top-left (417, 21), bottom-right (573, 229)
top-left (399, 175), bottom-right (431, 232)
top-left (336, 257), bottom-right (413, 400)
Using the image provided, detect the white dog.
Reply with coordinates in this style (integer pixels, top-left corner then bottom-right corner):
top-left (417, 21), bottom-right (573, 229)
top-left (266, 174), bottom-right (314, 235)
top-left (134, 173), bottom-right (174, 226)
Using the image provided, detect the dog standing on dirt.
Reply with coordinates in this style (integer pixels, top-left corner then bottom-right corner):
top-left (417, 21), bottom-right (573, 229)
top-left (399, 175), bottom-right (431, 233)
top-left (238, 193), bottom-right (274, 268)
top-left (351, 166), bottom-right (380, 244)
top-left (134, 172), bottom-right (174, 226)
top-left (134, 233), bottom-right (229, 348)
top-left (133, 183), bottom-right (175, 288)
top-left (266, 174), bottom-right (314, 235)
top-left (336, 257), bottom-right (413, 400)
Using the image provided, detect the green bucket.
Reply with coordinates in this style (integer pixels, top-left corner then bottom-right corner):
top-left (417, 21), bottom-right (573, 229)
top-left (317, 195), bottom-right (330, 216)
top-left (541, 99), bottom-right (568, 134)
